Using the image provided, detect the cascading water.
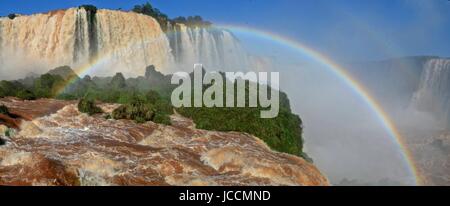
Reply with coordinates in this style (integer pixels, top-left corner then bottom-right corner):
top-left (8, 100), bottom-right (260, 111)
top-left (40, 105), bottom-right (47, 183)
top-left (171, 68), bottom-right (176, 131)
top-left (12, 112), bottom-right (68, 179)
top-left (411, 58), bottom-right (450, 128)
top-left (167, 23), bottom-right (252, 72)
top-left (0, 7), bottom-right (268, 79)
top-left (0, 8), bottom-right (174, 78)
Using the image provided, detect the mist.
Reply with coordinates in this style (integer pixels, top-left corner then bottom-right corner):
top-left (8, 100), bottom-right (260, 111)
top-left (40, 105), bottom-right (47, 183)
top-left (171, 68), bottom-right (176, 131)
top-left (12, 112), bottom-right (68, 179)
top-left (0, 50), bottom-right (50, 80)
top-left (228, 28), bottom-right (450, 185)
top-left (280, 61), bottom-right (414, 185)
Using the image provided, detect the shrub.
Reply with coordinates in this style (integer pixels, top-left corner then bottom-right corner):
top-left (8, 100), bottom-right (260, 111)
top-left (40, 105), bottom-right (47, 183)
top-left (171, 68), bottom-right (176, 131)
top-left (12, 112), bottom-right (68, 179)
top-left (153, 113), bottom-right (171, 125)
top-left (16, 90), bottom-right (36, 100)
top-left (146, 90), bottom-right (161, 103)
top-left (78, 98), bottom-right (103, 115)
top-left (4, 128), bottom-right (15, 137)
top-left (103, 114), bottom-right (112, 120)
top-left (0, 105), bottom-right (9, 115)
top-left (112, 99), bottom-right (155, 123)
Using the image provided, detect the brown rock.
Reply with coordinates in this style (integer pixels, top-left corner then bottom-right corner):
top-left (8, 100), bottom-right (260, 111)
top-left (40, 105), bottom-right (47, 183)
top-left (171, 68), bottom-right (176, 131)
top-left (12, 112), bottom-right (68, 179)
top-left (0, 98), bottom-right (329, 186)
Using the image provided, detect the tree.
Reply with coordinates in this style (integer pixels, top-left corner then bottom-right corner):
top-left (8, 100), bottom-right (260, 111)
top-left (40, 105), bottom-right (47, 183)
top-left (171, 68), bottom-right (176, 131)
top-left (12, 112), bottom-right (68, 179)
top-left (16, 89), bottom-right (36, 100)
top-left (145, 65), bottom-right (157, 79)
top-left (110, 73), bottom-right (127, 89)
top-left (34, 74), bottom-right (65, 98)
top-left (79, 5), bottom-right (97, 14)
top-left (7, 13), bottom-right (17, 20)
top-left (0, 81), bottom-right (17, 97)
top-left (173, 16), bottom-right (187, 24)
top-left (132, 2), bottom-right (171, 31)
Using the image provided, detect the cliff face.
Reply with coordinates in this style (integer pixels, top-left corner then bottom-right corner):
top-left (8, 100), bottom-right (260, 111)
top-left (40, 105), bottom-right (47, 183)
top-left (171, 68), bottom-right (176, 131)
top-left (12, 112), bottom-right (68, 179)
top-left (0, 8), bottom-right (174, 78)
top-left (0, 98), bottom-right (328, 186)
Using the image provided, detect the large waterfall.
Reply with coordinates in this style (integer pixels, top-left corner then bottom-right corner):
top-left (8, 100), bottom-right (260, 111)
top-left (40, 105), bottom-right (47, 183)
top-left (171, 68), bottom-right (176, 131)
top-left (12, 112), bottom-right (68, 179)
top-left (0, 7), bottom-right (262, 79)
top-left (167, 23), bottom-right (252, 72)
top-left (411, 58), bottom-right (450, 127)
top-left (0, 8), bottom-right (174, 78)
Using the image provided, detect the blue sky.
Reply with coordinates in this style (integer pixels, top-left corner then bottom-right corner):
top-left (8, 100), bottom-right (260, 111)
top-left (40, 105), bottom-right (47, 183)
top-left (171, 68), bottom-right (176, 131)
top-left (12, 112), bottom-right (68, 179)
top-left (1, 0), bottom-right (449, 61)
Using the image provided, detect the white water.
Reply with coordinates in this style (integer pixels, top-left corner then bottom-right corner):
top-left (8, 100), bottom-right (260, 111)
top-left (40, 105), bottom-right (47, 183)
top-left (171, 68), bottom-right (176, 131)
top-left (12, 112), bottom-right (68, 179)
top-left (168, 23), bottom-right (253, 72)
top-left (411, 58), bottom-right (450, 128)
top-left (0, 8), bottom-right (174, 78)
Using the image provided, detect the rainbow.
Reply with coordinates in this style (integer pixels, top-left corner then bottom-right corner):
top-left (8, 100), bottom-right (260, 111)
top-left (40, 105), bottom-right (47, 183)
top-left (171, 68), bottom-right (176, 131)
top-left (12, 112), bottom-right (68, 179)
top-left (217, 24), bottom-right (422, 185)
top-left (54, 34), bottom-right (171, 95)
top-left (58, 24), bottom-right (422, 185)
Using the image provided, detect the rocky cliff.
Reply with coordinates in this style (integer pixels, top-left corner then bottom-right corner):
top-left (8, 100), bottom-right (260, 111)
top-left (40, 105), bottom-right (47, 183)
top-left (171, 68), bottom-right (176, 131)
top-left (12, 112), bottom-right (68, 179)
top-left (0, 97), bottom-right (328, 186)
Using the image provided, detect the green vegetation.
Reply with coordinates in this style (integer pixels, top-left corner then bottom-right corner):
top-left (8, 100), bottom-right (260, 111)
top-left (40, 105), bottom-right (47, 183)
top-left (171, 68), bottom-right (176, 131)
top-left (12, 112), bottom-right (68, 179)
top-left (0, 105), bottom-right (9, 115)
top-left (179, 106), bottom-right (306, 157)
top-left (172, 16), bottom-right (212, 27)
top-left (0, 65), bottom-right (308, 159)
top-left (7, 13), bottom-right (17, 20)
top-left (34, 73), bottom-right (66, 98)
top-left (110, 73), bottom-right (127, 90)
top-left (79, 5), bottom-right (97, 14)
top-left (111, 91), bottom-right (173, 125)
top-left (4, 128), bottom-right (14, 138)
top-left (0, 67), bottom-right (82, 101)
top-left (132, 2), bottom-right (212, 30)
top-left (176, 76), bottom-right (306, 158)
top-left (0, 3), bottom-right (308, 160)
top-left (132, 2), bottom-right (170, 31)
top-left (78, 98), bottom-right (103, 115)
top-left (112, 99), bottom-right (155, 124)
top-left (0, 81), bottom-right (22, 97)
top-left (16, 89), bottom-right (36, 100)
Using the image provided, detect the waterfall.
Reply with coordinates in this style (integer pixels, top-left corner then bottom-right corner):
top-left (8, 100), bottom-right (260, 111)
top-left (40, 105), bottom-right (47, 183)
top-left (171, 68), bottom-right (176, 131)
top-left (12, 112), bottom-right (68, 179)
top-left (411, 58), bottom-right (450, 127)
top-left (0, 8), bottom-right (174, 78)
top-left (0, 7), bottom-right (270, 79)
top-left (168, 23), bottom-right (252, 72)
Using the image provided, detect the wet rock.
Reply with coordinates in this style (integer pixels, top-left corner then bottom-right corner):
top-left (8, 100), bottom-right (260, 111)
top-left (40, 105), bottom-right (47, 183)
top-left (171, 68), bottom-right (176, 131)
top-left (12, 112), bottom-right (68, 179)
top-left (0, 125), bottom-right (7, 135)
top-left (0, 98), bottom-right (329, 186)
